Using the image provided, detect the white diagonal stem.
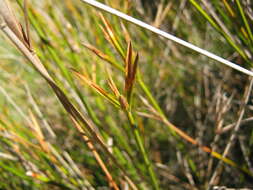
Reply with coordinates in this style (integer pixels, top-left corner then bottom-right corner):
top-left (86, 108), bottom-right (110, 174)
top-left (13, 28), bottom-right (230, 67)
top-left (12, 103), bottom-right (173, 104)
top-left (80, 0), bottom-right (253, 77)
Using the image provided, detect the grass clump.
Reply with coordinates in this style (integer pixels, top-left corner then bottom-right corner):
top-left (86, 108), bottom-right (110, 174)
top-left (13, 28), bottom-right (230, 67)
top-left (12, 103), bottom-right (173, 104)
top-left (0, 0), bottom-right (253, 189)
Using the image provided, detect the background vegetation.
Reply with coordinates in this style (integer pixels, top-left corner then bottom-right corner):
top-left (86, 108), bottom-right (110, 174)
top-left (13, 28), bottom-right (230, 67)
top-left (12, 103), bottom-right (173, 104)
top-left (0, 0), bottom-right (253, 189)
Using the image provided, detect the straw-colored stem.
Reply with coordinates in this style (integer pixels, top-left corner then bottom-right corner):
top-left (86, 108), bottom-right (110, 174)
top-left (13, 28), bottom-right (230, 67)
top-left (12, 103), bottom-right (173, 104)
top-left (70, 117), bottom-right (120, 190)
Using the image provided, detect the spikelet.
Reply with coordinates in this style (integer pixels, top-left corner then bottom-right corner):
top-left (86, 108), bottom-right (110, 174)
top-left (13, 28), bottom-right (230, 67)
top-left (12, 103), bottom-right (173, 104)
top-left (0, 0), bottom-right (25, 44)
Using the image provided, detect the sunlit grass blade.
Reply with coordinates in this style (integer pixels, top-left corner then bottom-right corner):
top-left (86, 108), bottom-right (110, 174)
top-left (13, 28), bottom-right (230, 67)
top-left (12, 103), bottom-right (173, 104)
top-left (235, 0), bottom-right (253, 43)
top-left (99, 13), bottom-right (125, 60)
top-left (82, 43), bottom-right (123, 70)
top-left (72, 69), bottom-right (120, 107)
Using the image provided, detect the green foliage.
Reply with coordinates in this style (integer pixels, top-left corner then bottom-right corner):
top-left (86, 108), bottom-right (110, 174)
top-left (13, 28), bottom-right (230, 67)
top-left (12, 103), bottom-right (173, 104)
top-left (0, 0), bottom-right (253, 189)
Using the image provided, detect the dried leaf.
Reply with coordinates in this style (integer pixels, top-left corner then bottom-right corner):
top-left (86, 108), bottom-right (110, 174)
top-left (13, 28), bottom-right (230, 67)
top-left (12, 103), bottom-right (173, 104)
top-left (107, 71), bottom-right (120, 98)
top-left (23, 0), bottom-right (31, 48)
top-left (83, 42), bottom-right (123, 71)
top-left (124, 41), bottom-right (138, 101)
top-left (83, 43), bottom-right (111, 62)
top-left (72, 69), bottom-right (120, 107)
top-left (0, 0), bottom-right (25, 44)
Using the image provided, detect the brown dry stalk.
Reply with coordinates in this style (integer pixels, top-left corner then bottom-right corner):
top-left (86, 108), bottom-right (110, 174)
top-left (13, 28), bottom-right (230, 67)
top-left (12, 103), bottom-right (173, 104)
top-left (107, 70), bottom-right (120, 98)
top-left (153, 1), bottom-right (172, 28)
top-left (163, 114), bottom-right (251, 175)
top-left (70, 117), bottom-right (120, 190)
top-left (82, 43), bottom-right (111, 62)
top-left (139, 97), bottom-right (251, 175)
top-left (208, 77), bottom-right (253, 187)
top-left (0, 0), bottom-right (23, 42)
top-left (162, 117), bottom-right (211, 151)
top-left (217, 117), bottom-right (253, 134)
top-left (0, 0), bottom-right (31, 49)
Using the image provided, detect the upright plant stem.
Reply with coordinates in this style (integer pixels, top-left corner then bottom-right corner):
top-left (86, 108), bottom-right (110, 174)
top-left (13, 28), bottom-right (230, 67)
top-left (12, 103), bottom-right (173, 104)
top-left (125, 110), bottom-right (160, 190)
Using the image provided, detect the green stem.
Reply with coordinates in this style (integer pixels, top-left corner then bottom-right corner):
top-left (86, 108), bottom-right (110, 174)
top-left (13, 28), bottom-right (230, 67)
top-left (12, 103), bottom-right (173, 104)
top-left (46, 46), bottom-right (102, 127)
top-left (235, 0), bottom-right (253, 44)
top-left (137, 72), bottom-right (164, 117)
top-left (125, 111), bottom-right (160, 190)
top-left (189, 0), bottom-right (248, 60)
